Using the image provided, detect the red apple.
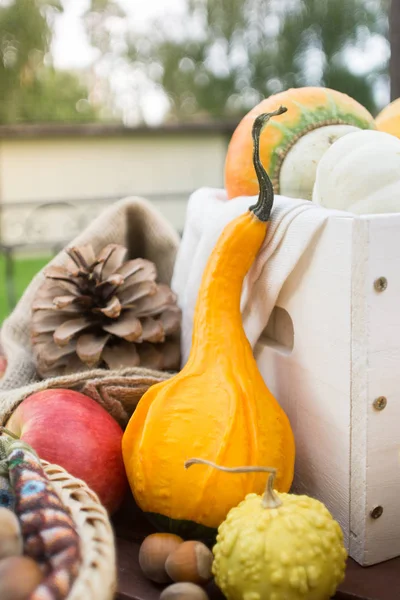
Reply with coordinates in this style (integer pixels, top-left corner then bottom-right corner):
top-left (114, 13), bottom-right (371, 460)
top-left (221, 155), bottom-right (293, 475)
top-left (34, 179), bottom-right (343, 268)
top-left (0, 356), bottom-right (6, 378)
top-left (6, 389), bottom-right (128, 514)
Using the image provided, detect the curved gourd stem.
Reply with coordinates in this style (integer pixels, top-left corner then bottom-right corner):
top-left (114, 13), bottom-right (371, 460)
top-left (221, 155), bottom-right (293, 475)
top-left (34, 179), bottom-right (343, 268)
top-left (249, 105), bottom-right (288, 223)
top-left (184, 458), bottom-right (282, 509)
top-left (0, 427), bottom-right (19, 440)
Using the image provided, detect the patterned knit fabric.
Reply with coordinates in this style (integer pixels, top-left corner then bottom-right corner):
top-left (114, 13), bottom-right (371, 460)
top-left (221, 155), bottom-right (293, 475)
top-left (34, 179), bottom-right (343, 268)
top-left (1, 434), bottom-right (81, 600)
top-left (0, 436), bottom-right (15, 510)
top-left (0, 472), bottom-right (14, 511)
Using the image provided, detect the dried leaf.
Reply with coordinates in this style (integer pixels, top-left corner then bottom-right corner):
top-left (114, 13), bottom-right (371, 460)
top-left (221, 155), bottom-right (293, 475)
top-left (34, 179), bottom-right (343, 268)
top-left (102, 310), bottom-right (142, 342)
top-left (102, 341), bottom-right (140, 370)
top-left (76, 333), bottom-right (110, 367)
top-left (53, 317), bottom-right (92, 346)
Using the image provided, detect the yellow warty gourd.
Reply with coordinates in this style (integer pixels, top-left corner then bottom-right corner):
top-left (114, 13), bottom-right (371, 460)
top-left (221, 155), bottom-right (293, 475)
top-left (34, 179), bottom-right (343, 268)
top-left (196, 461), bottom-right (348, 600)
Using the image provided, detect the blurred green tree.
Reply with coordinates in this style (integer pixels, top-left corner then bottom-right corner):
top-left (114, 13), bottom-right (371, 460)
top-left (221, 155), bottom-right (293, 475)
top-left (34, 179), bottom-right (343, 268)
top-left (126, 0), bottom-right (389, 120)
top-left (0, 0), bottom-right (98, 124)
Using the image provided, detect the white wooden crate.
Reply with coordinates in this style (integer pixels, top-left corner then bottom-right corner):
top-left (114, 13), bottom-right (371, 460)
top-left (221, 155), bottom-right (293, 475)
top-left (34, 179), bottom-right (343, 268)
top-left (255, 211), bottom-right (400, 567)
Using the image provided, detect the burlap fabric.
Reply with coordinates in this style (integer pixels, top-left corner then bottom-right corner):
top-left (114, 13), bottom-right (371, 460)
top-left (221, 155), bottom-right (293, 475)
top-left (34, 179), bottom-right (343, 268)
top-left (0, 196), bottom-right (180, 425)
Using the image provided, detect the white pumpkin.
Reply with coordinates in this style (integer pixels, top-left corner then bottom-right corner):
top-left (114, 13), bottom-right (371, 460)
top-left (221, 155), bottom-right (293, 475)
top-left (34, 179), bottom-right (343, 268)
top-left (312, 129), bottom-right (400, 214)
top-left (280, 124), bottom-right (359, 200)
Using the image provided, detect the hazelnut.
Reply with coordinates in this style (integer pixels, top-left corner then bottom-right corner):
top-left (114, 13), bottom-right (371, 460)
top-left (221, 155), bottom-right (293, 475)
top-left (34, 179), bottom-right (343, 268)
top-left (0, 556), bottom-right (43, 600)
top-left (165, 540), bottom-right (213, 585)
top-left (0, 507), bottom-right (23, 560)
top-left (139, 533), bottom-right (184, 583)
top-left (160, 582), bottom-right (209, 600)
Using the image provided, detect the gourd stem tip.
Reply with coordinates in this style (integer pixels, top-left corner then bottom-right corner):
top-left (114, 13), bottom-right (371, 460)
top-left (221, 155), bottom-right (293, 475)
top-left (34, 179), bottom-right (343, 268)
top-left (184, 458), bottom-right (282, 509)
top-left (262, 472), bottom-right (283, 509)
top-left (249, 106), bottom-right (288, 223)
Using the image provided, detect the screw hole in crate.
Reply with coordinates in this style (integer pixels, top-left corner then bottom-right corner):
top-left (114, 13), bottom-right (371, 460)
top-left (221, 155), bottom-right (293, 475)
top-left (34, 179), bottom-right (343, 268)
top-left (374, 277), bottom-right (388, 292)
top-left (259, 306), bottom-right (294, 355)
top-left (370, 506), bottom-right (384, 519)
top-left (373, 396), bottom-right (387, 411)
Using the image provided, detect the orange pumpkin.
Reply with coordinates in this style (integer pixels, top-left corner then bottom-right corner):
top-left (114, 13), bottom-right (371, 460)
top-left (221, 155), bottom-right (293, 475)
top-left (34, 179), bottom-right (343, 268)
top-left (375, 98), bottom-right (400, 139)
top-left (225, 86), bottom-right (375, 201)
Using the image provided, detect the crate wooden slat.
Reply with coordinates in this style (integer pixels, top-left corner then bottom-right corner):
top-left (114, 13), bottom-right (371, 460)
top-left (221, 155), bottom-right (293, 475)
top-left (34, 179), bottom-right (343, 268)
top-left (255, 212), bottom-right (400, 566)
top-left (113, 494), bottom-right (400, 600)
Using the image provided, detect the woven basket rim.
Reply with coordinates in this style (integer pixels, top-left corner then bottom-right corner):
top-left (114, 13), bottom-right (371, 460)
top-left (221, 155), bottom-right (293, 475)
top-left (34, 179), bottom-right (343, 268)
top-left (42, 460), bottom-right (117, 600)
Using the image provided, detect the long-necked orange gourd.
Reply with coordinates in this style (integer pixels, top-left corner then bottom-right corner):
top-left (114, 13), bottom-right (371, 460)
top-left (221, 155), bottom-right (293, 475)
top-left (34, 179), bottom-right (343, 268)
top-left (122, 107), bottom-right (296, 539)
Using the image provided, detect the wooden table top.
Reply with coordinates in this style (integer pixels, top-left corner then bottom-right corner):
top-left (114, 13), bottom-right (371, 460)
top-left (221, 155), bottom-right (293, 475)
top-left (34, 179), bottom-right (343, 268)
top-left (113, 494), bottom-right (400, 600)
top-left (1, 346), bottom-right (398, 599)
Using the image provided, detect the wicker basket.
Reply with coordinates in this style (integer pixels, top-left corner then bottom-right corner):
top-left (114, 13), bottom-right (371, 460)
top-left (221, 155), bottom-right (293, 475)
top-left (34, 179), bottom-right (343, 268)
top-left (42, 460), bottom-right (117, 600)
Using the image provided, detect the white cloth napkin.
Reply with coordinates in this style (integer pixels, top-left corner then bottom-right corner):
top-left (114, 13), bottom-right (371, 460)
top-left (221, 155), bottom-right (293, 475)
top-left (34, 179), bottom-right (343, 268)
top-left (172, 187), bottom-right (349, 367)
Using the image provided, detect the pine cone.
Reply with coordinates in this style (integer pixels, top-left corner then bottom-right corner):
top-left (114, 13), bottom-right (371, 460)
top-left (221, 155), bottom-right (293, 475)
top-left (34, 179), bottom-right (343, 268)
top-left (31, 243), bottom-right (181, 377)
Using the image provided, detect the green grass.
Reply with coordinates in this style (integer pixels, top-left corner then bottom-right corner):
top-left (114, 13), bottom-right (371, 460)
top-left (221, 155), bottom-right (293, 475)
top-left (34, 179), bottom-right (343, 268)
top-left (0, 254), bottom-right (52, 323)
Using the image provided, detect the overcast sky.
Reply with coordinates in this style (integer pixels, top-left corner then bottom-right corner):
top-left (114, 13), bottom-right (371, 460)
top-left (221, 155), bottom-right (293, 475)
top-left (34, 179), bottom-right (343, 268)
top-left (52, 0), bottom-right (184, 69)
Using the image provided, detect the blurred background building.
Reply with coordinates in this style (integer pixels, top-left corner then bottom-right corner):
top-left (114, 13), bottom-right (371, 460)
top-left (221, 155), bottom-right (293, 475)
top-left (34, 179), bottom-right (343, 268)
top-left (0, 120), bottom-right (233, 244)
top-left (0, 0), bottom-right (398, 319)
